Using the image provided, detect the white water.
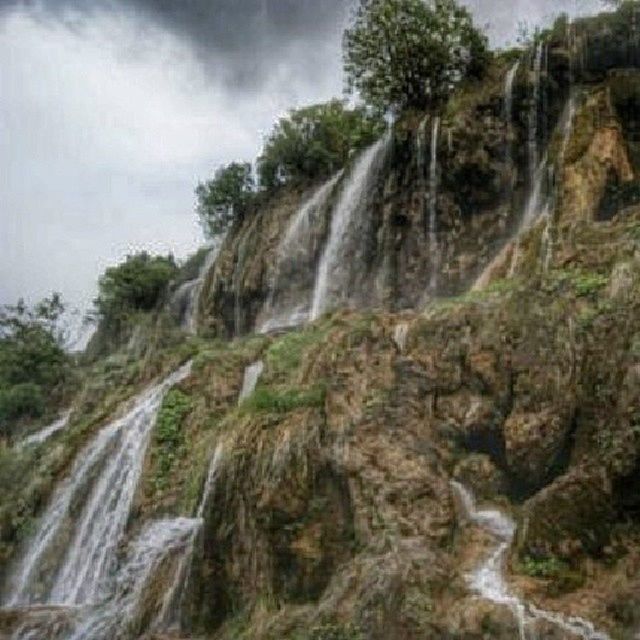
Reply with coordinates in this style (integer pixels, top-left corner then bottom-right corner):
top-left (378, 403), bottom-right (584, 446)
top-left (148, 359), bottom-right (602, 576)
top-left (393, 323), bottom-right (409, 353)
top-left (19, 411), bottom-right (71, 448)
top-left (529, 43), bottom-right (544, 185)
top-left (238, 360), bottom-right (264, 403)
top-left (505, 61), bottom-right (521, 168)
top-left (451, 482), bottom-right (610, 640)
top-left (428, 117), bottom-right (441, 294)
top-left (64, 518), bottom-right (202, 640)
top-left (4, 362), bottom-right (193, 608)
top-left (183, 238), bottom-right (224, 334)
top-left (310, 133), bottom-right (391, 320)
top-left (258, 173), bottom-right (342, 333)
top-left (416, 116), bottom-right (428, 177)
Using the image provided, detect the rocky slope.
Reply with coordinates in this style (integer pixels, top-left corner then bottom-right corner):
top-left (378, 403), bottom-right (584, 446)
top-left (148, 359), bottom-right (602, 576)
top-left (6, 6), bottom-right (640, 640)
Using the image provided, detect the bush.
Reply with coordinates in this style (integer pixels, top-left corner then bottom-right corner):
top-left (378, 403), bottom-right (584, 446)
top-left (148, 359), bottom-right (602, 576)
top-left (0, 295), bottom-right (69, 439)
top-left (93, 252), bottom-right (178, 333)
top-left (241, 385), bottom-right (327, 414)
top-left (152, 388), bottom-right (193, 490)
top-left (196, 162), bottom-right (255, 237)
top-left (258, 100), bottom-right (385, 189)
top-left (344, 0), bottom-right (489, 113)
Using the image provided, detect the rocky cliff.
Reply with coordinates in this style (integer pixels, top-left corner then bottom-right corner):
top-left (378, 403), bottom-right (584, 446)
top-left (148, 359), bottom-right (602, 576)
top-left (6, 6), bottom-right (640, 640)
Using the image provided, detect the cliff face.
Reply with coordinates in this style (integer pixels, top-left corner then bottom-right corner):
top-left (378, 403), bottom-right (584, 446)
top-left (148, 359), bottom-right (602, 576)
top-left (8, 11), bottom-right (640, 640)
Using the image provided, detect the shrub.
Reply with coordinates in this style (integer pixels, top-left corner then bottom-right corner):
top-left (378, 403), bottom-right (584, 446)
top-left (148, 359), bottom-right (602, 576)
top-left (93, 252), bottom-right (178, 335)
top-left (0, 295), bottom-right (69, 439)
top-left (258, 100), bottom-right (385, 189)
top-left (241, 385), bottom-right (327, 415)
top-left (196, 162), bottom-right (255, 237)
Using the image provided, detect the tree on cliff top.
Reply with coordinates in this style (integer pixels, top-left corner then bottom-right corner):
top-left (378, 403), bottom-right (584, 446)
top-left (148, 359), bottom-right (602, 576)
top-left (258, 100), bottom-right (385, 189)
top-left (344, 0), bottom-right (489, 113)
top-left (196, 162), bottom-right (255, 237)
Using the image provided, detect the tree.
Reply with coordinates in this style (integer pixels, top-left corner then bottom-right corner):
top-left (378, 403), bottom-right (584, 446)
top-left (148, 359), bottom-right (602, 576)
top-left (94, 253), bottom-right (178, 332)
top-left (196, 162), bottom-right (255, 237)
top-left (344, 0), bottom-right (489, 113)
top-left (0, 294), bottom-right (69, 437)
top-left (258, 100), bottom-right (386, 189)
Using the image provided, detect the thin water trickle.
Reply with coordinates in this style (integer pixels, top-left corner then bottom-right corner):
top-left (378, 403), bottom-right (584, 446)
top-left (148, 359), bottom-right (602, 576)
top-left (239, 361), bottom-right (264, 403)
top-left (184, 238), bottom-right (224, 334)
top-left (451, 482), bottom-right (611, 640)
top-left (4, 362), bottom-right (193, 608)
top-left (310, 133), bottom-right (392, 320)
top-left (19, 411), bottom-right (71, 448)
top-left (505, 60), bottom-right (521, 169)
top-left (258, 173), bottom-right (342, 333)
top-left (428, 116), bottom-right (441, 294)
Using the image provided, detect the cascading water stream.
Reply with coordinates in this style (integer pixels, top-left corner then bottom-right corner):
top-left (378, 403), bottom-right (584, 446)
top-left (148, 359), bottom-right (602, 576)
top-left (310, 132), bottom-right (392, 320)
top-left (504, 61), bottom-right (521, 170)
top-left (451, 482), bottom-right (610, 640)
top-left (3, 361), bottom-right (193, 609)
top-left (258, 172), bottom-right (342, 333)
top-left (184, 238), bottom-right (224, 334)
top-left (238, 360), bottom-right (264, 403)
top-left (18, 411), bottom-right (71, 448)
top-left (428, 116), bottom-right (441, 294)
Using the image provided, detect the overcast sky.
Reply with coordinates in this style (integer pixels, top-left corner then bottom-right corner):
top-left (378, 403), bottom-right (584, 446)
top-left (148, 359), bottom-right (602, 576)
top-left (0, 0), bottom-right (604, 317)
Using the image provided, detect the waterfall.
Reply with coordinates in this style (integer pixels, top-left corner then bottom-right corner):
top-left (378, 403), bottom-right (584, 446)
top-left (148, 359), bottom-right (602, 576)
top-left (393, 323), bottom-right (409, 353)
top-left (504, 61), bottom-right (521, 169)
top-left (416, 116), bottom-right (428, 177)
top-left (451, 482), bottom-right (610, 640)
top-left (428, 116), bottom-right (441, 294)
top-left (19, 411), bottom-right (71, 448)
top-left (63, 518), bottom-right (202, 640)
top-left (258, 172), bottom-right (342, 334)
top-left (310, 133), bottom-right (391, 321)
top-left (238, 361), bottom-right (264, 403)
top-left (3, 362), bottom-right (193, 608)
top-left (183, 238), bottom-right (224, 334)
top-left (529, 42), bottom-right (544, 186)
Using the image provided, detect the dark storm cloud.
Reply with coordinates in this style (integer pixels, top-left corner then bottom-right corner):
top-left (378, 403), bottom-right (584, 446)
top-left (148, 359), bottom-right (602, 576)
top-left (0, 0), bottom-right (351, 89)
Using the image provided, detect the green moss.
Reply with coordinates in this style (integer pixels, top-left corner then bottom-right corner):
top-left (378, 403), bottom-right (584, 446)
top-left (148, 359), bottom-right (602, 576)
top-left (517, 555), bottom-right (585, 595)
top-left (151, 389), bottom-right (193, 491)
top-left (291, 624), bottom-right (364, 640)
top-left (240, 384), bottom-right (327, 415)
top-left (264, 327), bottom-right (329, 384)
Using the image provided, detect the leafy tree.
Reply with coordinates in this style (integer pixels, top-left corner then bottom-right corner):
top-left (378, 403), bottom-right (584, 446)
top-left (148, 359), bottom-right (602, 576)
top-left (258, 100), bottom-right (386, 189)
top-left (94, 253), bottom-right (178, 333)
top-left (196, 162), bottom-right (255, 237)
top-left (0, 294), bottom-right (69, 437)
top-left (344, 0), bottom-right (489, 113)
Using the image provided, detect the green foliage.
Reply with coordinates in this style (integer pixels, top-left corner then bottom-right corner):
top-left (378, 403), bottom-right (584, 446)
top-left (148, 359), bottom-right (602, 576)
top-left (241, 385), bottom-right (327, 415)
top-left (518, 555), bottom-right (585, 595)
top-left (0, 295), bottom-right (69, 438)
top-left (264, 327), bottom-right (330, 383)
top-left (196, 162), bottom-right (255, 237)
top-left (93, 252), bottom-right (178, 333)
top-left (153, 388), bottom-right (193, 490)
top-left (258, 100), bottom-right (385, 189)
top-left (344, 0), bottom-right (489, 113)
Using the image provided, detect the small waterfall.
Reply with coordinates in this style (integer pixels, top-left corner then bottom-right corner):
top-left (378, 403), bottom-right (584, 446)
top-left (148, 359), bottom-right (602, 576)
top-left (64, 518), bottom-right (202, 640)
top-left (238, 360), bottom-right (264, 403)
top-left (416, 116), bottom-right (428, 177)
top-left (4, 362), bottom-right (193, 608)
top-left (19, 411), bottom-right (71, 448)
top-left (393, 323), bottom-right (409, 353)
top-left (529, 42), bottom-right (544, 186)
top-left (451, 482), bottom-right (611, 640)
top-left (153, 443), bottom-right (226, 633)
top-left (310, 133), bottom-right (391, 320)
top-left (258, 172), bottom-right (342, 333)
top-left (504, 61), bottom-right (521, 169)
top-left (428, 116), bottom-right (441, 294)
top-left (183, 238), bottom-right (224, 334)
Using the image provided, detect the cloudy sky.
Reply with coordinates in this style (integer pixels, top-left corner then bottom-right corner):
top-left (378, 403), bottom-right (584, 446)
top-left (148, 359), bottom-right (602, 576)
top-left (0, 0), bottom-right (604, 316)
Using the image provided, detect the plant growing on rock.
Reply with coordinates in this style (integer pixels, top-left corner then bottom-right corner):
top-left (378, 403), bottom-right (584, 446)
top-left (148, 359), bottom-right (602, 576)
top-left (0, 294), bottom-right (69, 439)
top-left (196, 162), bottom-right (256, 237)
top-left (258, 100), bottom-right (385, 189)
top-left (343, 0), bottom-right (489, 113)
